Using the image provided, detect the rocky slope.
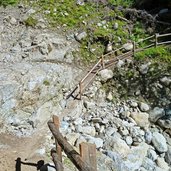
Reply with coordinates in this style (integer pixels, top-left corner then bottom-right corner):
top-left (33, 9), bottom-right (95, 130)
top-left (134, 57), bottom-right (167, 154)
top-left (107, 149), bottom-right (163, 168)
top-left (0, 3), bottom-right (171, 171)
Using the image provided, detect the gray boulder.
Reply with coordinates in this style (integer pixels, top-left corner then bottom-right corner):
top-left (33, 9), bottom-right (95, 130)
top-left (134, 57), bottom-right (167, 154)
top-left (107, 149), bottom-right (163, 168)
top-left (149, 107), bottom-right (165, 123)
top-left (99, 69), bottom-right (113, 82)
top-left (152, 132), bottom-right (168, 153)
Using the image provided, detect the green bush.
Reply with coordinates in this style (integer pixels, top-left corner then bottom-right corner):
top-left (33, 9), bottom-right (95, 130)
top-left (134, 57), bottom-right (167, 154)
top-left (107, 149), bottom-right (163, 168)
top-left (135, 46), bottom-right (171, 63)
top-left (0, 0), bottom-right (18, 6)
top-left (24, 16), bottom-right (38, 27)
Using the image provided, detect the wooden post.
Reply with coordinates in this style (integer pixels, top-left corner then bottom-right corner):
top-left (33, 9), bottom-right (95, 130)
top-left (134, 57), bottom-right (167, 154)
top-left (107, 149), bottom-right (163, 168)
top-left (80, 142), bottom-right (97, 171)
top-left (53, 115), bottom-right (63, 163)
top-left (155, 33), bottom-right (158, 47)
top-left (101, 55), bottom-right (105, 69)
top-left (79, 81), bottom-right (82, 100)
top-left (51, 148), bottom-right (64, 171)
top-left (48, 121), bottom-right (92, 171)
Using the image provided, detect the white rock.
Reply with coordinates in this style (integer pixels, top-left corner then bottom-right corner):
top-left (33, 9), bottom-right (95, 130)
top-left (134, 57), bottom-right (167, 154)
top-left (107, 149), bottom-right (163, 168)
top-left (99, 69), bottom-right (113, 82)
top-left (156, 157), bottom-right (170, 171)
top-left (85, 135), bottom-right (103, 148)
top-left (152, 132), bottom-right (168, 153)
top-left (123, 42), bottom-right (133, 51)
top-left (75, 31), bottom-right (87, 42)
top-left (130, 112), bottom-right (149, 129)
top-left (116, 60), bottom-right (125, 68)
top-left (139, 102), bottom-right (150, 112)
top-left (147, 149), bottom-right (158, 161)
top-left (113, 22), bottom-right (119, 30)
top-left (125, 136), bottom-right (133, 145)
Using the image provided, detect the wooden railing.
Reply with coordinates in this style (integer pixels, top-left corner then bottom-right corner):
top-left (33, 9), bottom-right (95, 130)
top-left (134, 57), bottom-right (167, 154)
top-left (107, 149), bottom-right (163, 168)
top-left (48, 115), bottom-right (97, 171)
top-left (67, 32), bottom-right (171, 100)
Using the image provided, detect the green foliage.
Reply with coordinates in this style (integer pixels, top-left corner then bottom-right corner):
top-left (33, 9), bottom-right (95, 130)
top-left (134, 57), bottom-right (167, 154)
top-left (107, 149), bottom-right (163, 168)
top-left (22, 0), bottom-right (144, 62)
top-left (0, 0), bottom-right (18, 6)
top-left (135, 46), bottom-right (171, 63)
top-left (109, 0), bottom-right (134, 7)
top-left (24, 16), bottom-right (38, 27)
top-left (43, 80), bottom-right (50, 86)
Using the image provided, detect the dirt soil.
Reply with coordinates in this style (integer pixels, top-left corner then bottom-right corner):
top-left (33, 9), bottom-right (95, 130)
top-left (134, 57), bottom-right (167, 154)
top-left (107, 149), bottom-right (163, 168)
top-left (0, 127), bottom-right (52, 171)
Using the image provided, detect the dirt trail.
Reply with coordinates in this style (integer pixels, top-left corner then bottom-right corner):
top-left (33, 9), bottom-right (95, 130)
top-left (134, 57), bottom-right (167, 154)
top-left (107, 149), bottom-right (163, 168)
top-left (0, 127), bottom-right (52, 171)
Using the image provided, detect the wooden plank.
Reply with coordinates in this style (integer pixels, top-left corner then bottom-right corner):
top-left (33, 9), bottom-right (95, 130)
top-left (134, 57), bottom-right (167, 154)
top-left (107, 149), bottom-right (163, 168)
top-left (51, 148), bottom-right (64, 171)
top-left (53, 115), bottom-right (63, 163)
top-left (48, 121), bottom-right (92, 171)
top-left (80, 143), bottom-right (97, 171)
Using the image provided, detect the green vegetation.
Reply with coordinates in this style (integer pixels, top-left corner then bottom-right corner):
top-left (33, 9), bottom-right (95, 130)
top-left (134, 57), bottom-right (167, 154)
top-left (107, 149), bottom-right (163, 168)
top-left (0, 0), bottom-right (18, 6)
top-left (20, 0), bottom-right (143, 62)
top-left (135, 46), bottom-right (171, 63)
top-left (43, 80), bottom-right (50, 86)
top-left (24, 16), bottom-right (38, 27)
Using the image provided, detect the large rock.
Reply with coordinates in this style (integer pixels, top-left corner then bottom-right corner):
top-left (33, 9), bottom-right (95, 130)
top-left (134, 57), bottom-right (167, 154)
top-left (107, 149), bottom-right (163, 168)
top-left (149, 107), bottom-right (165, 123)
top-left (157, 118), bottom-right (171, 129)
top-left (130, 112), bottom-right (149, 129)
top-left (99, 69), bottom-right (113, 82)
top-left (84, 135), bottom-right (103, 148)
top-left (104, 136), bottom-right (130, 157)
top-left (152, 132), bottom-right (168, 153)
top-left (165, 145), bottom-right (171, 165)
top-left (124, 142), bottom-right (149, 170)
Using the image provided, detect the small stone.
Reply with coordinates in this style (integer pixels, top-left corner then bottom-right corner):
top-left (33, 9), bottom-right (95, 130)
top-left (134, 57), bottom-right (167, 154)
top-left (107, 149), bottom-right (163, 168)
top-left (125, 136), bottom-right (133, 145)
top-left (156, 157), bottom-right (169, 170)
top-left (129, 101), bottom-right (138, 108)
top-left (75, 31), bottom-right (87, 42)
top-left (147, 149), bottom-right (158, 161)
top-left (10, 17), bottom-right (17, 25)
top-left (165, 145), bottom-right (171, 165)
top-left (144, 130), bottom-right (152, 144)
top-left (91, 117), bottom-right (102, 123)
top-left (152, 132), bottom-right (168, 153)
top-left (113, 22), bottom-right (118, 30)
top-left (123, 42), bottom-right (133, 51)
top-left (139, 102), bottom-right (150, 112)
top-left (139, 63), bottom-right (151, 75)
top-left (105, 42), bottom-right (112, 53)
top-left (157, 118), bottom-right (171, 129)
top-left (160, 76), bottom-right (171, 86)
top-left (116, 60), bottom-right (125, 68)
top-left (85, 136), bottom-right (103, 148)
top-left (74, 118), bottom-right (83, 125)
top-left (81, 126), bottom-right (96, 136)
top-left (106, 92), bottom-right (113, 101)
top-left (106, 127), bottom-right (116, 136)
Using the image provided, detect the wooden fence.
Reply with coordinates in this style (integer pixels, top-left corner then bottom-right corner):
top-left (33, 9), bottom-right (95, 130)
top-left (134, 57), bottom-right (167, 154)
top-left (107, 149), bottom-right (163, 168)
top-left (67, 32), bottom-right (171, 100)
top-left (48, 115), bottom-right (97, 171)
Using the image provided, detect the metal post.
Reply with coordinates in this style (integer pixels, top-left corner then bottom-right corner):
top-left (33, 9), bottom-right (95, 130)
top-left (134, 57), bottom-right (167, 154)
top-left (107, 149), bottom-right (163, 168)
top-left (155, 33), bottom-right (158, 48)
top-left (101, 55), bottom-right (105, 69)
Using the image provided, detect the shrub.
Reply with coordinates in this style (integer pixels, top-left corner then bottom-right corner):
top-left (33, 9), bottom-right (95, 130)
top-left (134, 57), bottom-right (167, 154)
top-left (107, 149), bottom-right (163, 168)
top-left (0, 0), bottom-right (18, 6)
